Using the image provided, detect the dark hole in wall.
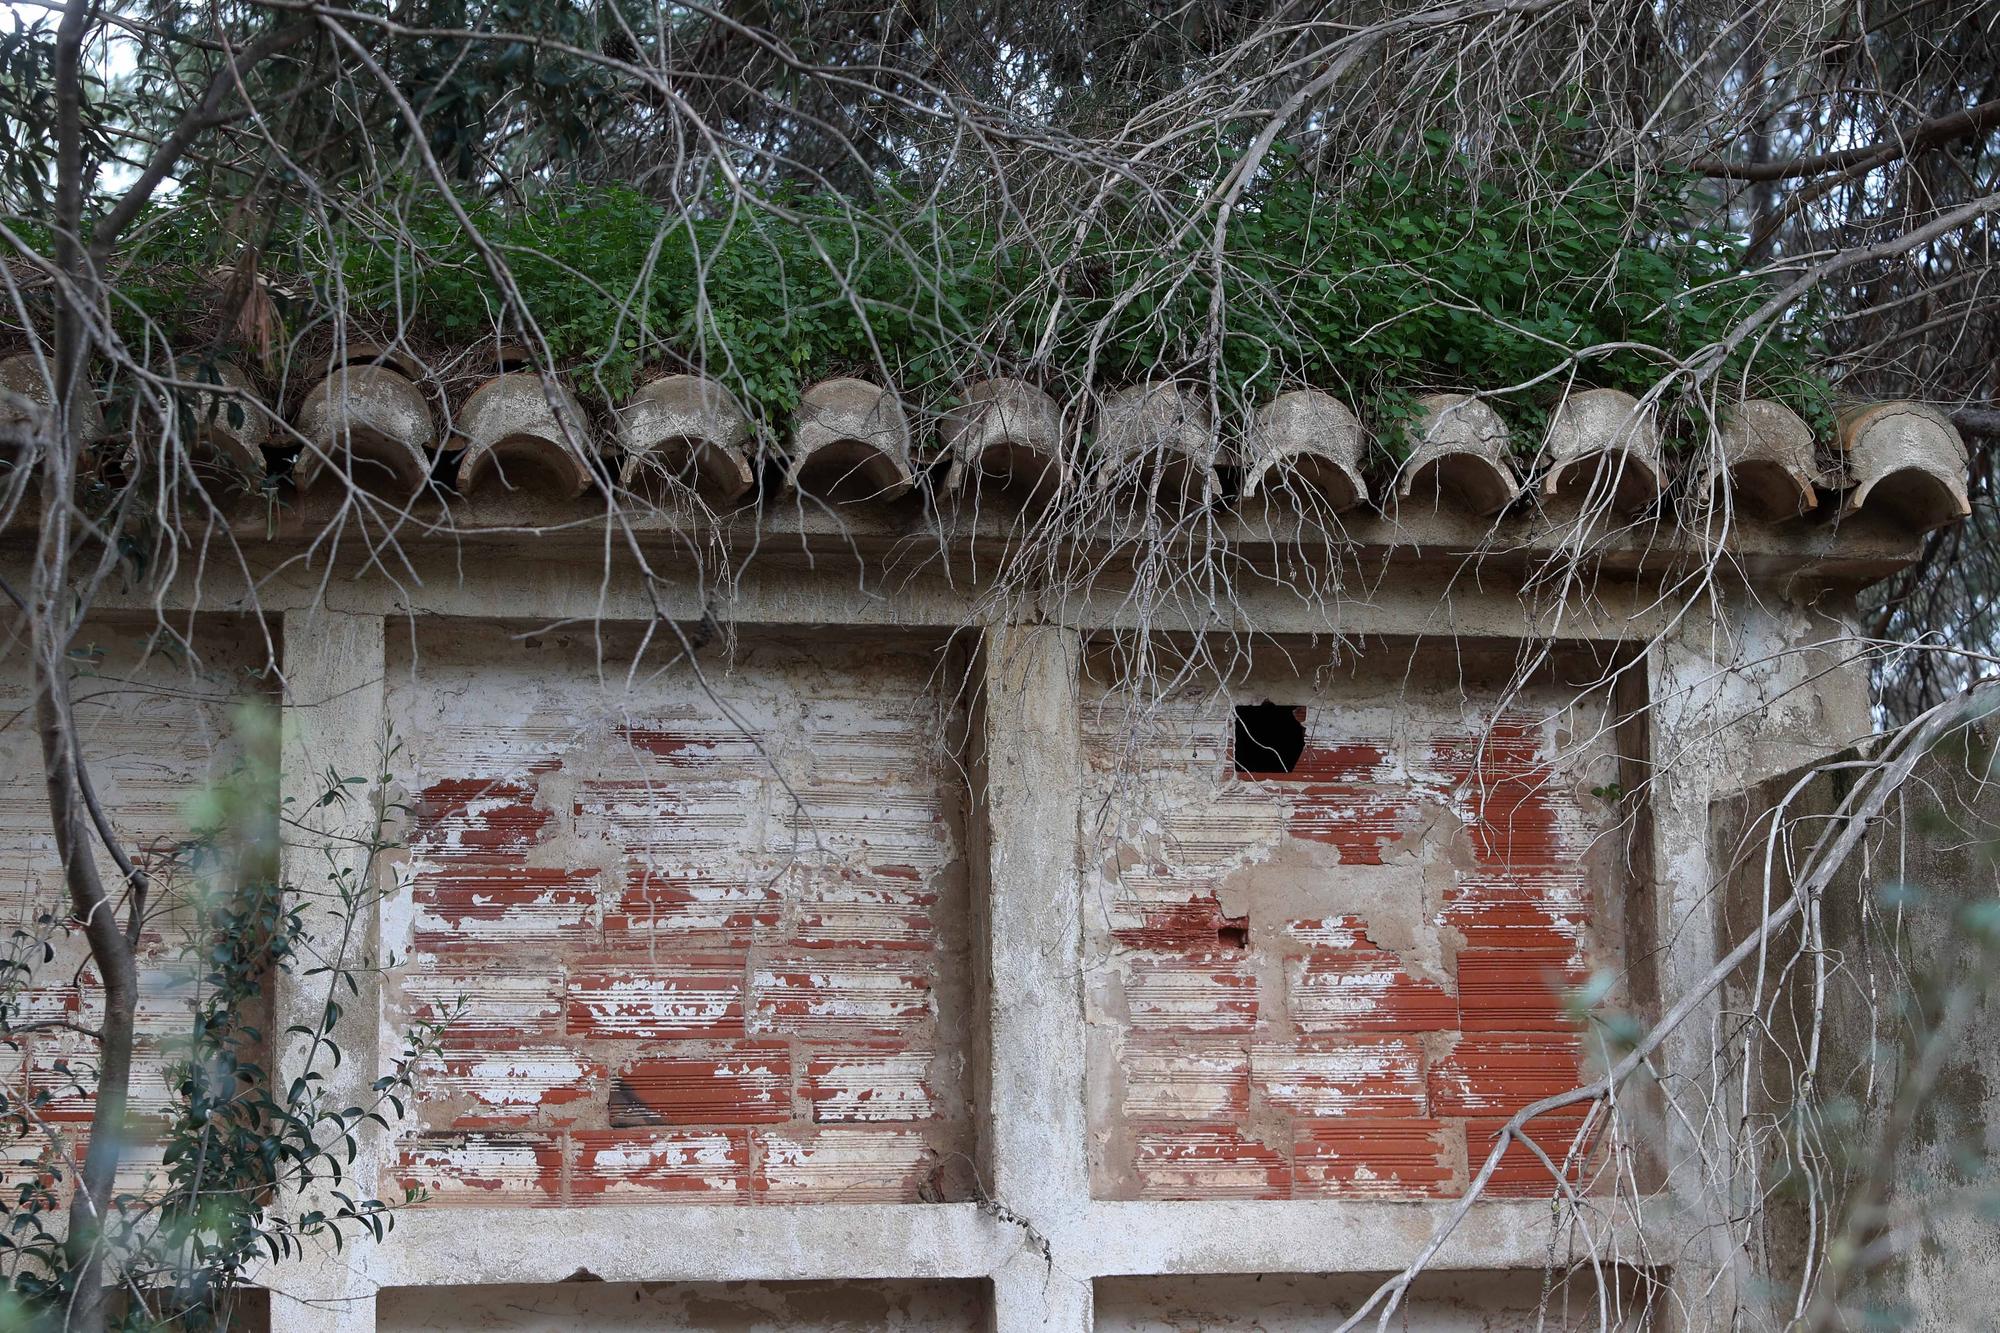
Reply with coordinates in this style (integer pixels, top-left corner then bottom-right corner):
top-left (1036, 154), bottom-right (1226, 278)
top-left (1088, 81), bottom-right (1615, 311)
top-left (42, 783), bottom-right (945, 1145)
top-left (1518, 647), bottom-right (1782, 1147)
top-left (1233, 701), bottom-right (1307, 775)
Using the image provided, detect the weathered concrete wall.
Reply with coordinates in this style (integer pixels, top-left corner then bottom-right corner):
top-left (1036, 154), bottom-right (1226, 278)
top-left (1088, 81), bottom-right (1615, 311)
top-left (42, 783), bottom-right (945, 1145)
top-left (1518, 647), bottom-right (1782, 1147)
top-left (0, 585), bottom-right (1889, 1331)
top-left (0, 618), bottom-right (268, 1199)
top-left (379, 623), bottom-right (975, 1207)
top-left (1080, 642), bottom-right (1631, 1202)
top-left (376, 1277), bottom-right (985, 1330)
top-left (1094, 1268), bottom-right (1652, 1329)
top-left (1716, 722), bottom-right (2000, 1331)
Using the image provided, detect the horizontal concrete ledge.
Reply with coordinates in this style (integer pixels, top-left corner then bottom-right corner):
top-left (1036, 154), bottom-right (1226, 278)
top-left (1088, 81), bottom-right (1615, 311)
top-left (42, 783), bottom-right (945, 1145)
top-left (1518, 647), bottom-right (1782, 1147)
top-left (369, 1202), bottom-right (1014, 1288)
top-left (0, 485), bottom-right (1925, 585)
top-left (1070, 1198), bottom-right (1664, 1277)
top-left (344, 1197), bottom-right (1668, 1290)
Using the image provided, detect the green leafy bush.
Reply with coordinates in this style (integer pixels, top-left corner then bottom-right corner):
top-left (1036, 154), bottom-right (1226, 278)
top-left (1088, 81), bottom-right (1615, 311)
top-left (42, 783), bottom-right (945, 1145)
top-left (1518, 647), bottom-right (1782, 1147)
top-left (76, 136), bottom-right (1830, 462)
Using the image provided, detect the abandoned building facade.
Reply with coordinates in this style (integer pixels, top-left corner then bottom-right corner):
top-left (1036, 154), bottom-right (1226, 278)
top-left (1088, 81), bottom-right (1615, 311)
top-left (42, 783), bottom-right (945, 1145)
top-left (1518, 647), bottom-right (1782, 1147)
top-left (0, 358), bottom-right (1977, 1329)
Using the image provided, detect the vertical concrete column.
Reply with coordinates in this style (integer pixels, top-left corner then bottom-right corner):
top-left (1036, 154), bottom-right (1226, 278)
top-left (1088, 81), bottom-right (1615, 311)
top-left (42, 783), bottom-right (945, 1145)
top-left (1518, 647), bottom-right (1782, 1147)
top-left (1647, 627), bottom-right (1746, 1333)
top-left (978, 623), bottom-right (1093, 1332)
top-left (1647, 593), bottom-right (1877, 1333)
top-left (267, 609), bottom-right (388, 1333)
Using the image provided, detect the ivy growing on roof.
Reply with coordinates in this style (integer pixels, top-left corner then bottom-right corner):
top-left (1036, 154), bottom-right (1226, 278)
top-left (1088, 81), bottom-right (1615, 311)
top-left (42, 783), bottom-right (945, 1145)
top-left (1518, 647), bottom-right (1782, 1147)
top-left (68, 136), bottom-right (1828, 460)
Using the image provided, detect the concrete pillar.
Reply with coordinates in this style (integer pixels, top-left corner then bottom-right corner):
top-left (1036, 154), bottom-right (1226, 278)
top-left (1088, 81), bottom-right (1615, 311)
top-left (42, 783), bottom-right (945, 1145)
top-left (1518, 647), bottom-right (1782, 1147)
top-left (977, 623), bottom-right (1091, 1333)
top-left (266, 609), bottom-right (388, 1333)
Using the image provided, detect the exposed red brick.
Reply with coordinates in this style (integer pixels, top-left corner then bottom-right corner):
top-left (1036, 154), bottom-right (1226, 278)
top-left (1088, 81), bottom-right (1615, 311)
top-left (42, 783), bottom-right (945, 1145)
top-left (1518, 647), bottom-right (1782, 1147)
top-left (1292, 1119), bottom-right (1453, 1197)
top-left (411, 780), bottom-right (551, 852)
top-left (1286, 949), bottom-right (1456, 1034)
top-left (417, 1043), bottom-right (605, 1128)
top-left (603, 871), bottom-right (782, 948)
top-left (748, 957), bottom-right (931, 1040)
top-left (610, 725), bottom-right (708, 761)
top-left (400, 964), bottom-right (566, 1037)
top-left (1286, 785), bottom-right (1419, 864)
top-left (1288, 739), bottom-right (1392, 783)
top-left (1122, 1046), bottom-right (1250, 1121)
top-left (1466, 1113), bottom-right (1597, 1198)
top-left (1442, 891), bottom-right (1589, 956)
top-left (793, 871), bottom-right (937, 951)
top-left (1251, 1038), bottom-right (1426, 1118)
top-left (412, 863), bottom-right (598, 953)
top-left (611, 1043), bottom-right (791, 1126)
top-left (571, 1128), bottom-right (751, 1200)
top-left (1122, 954), bottom-right (1259, 1035)
top-left (804, 1045), bottom-right (936, 1123)
top-left (1430, 1034), bottom-right (1585, 1117)
top-left (397, 1132), bottom-right (564, 1205)
top-left (1111, 892), bottom-right (1244, 952)
top-left (566, 959), bottom-right (746, 1040)
top-left (1456, 949), bottom-right (1586, 1032)
top-left (1131, 1124), bottom-right (1289, 1200)
top-left (753, 1127), bottom-right (935, 1203)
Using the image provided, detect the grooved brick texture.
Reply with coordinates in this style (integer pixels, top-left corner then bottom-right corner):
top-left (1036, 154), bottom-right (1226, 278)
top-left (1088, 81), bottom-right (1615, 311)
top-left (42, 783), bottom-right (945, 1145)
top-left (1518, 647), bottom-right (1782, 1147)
top-left (0, 625), bottom-right (269, 1205)
top-left (1084, 659), bottom-right (1623, 1201)
top-left (384, 627), bottom-right (971, 1206)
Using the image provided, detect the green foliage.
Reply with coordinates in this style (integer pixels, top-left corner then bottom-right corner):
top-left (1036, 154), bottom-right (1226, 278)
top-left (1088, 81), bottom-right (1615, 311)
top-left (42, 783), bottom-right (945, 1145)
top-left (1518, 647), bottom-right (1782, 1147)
top-left (79, 133), bottom-right (1830, 462)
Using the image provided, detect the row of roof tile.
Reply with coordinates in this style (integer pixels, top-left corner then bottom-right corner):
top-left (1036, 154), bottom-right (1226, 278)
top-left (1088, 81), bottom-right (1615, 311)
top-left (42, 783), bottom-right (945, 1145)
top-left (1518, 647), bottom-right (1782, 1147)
top-left (0, 354), bottom-right (1973, 534)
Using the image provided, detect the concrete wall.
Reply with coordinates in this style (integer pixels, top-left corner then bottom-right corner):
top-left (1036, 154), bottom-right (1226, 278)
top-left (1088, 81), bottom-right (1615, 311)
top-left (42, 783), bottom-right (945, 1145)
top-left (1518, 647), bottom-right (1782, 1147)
top-left (0, 574), bottom-right (1886, 1330)
top-left (1094, 1269), bottom-right (1654, 1330)
top-left (376, 1278), bottom-right (986, 1330)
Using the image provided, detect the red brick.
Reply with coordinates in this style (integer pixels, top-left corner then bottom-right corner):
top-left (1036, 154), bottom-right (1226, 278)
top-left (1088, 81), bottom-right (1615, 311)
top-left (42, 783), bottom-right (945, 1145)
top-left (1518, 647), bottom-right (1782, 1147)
top-left (1466, 1113), bottom-right (1597, 1198)
top-left (566, 959), bottom-right (745, 1039)
top-left (754, 1127), bottom-right (935, 1203)
top-left (1455, 949), bottom-right (1586, 1031)
top-left (574, 779), bottom-right (758, 864)
top-left (611, 1043), bottom-right (791, 1126)
top-left (1130, 1124), bottom-right (1289, 1200)
top-left (1123, 954), bottom-right (1259, 1035)
top-left (416, 1042), bottom-right (604, 1128)
top-left (1251, 1038), bottom-right (1426, 1118)
top-left (399, 963), bottom-right (565, 1037)
top-left (1286, 786), bottom-right (1420, 864)
top-left (412, 863), bottom-right (598, 953)
top-left (1293, 1119), bottom-right (1453, 1197)
top-left (1286, 739), bottom-right (1393, 783)
top-left (604, 871), bottom-right (782, 947)
top-left (748, 957), bottom-right (931, 1040)
top-left (411, 780), bottom-right (550, 852)
top-left (793, 872), bottom-right (937, 950)
top-left (1442, 889), bottom-right (1589, 955)
top-left (1123, 1047), bottom-right (1249, 1121)
top-left (609, 723), bottom-right (726, 763)
top-left (1429, 1033), bottom-right (1585, 1117)
top-left (571, 1128), bottom-right (751, 1200)
top-left (804, 1045), bottom-right (936, 1122)
top-left (1110, 890), bottom-right (1245, 952)
top-left (396, 1132), bottom-right (564, 1205)
top-left (1286, 949), bottom-right (1456, 1034)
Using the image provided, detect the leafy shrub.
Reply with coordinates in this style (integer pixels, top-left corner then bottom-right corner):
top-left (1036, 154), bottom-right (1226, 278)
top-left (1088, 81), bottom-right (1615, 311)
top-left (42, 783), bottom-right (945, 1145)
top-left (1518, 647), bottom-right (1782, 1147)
top-left (75, 136), bottom-right (1829, 461)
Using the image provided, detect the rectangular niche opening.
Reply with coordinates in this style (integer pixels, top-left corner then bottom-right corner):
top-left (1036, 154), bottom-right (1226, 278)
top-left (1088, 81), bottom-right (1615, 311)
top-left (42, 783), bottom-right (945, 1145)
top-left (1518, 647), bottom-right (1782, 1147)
top-left (379, 1278), bottom-right (989, 1331)
top-left (380, 621), bottom-right (981, 1208)
top-left (1081, 634), bottom-right (1653, 1203)
top-left (1094, 1269), bottom-right (1661, 1330)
